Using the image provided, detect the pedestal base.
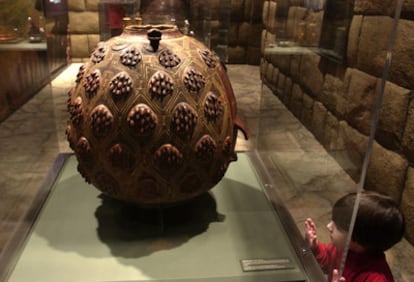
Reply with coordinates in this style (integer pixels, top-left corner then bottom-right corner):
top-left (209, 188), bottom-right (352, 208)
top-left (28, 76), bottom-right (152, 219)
top-left (7, 153), bottom-right (308, 281)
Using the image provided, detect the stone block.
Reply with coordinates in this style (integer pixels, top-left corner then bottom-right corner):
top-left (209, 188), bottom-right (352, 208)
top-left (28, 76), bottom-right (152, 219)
top-left (231, 0), bottom-right (244, 20)
top-left (69, 11), bottom-right (99, 34)
top-left (347, 15), bottom-right (363, 67)
top-left (302, 93), bottom-right (314, 130)
top-left (366, 142), bottom-right (408, 203)
top-left (388, 19), bottom-right (414, 89)
top-left (345, 68), bottom-right (378, 135)
top-left (249, 23), bottom-right (264, 48)
top-left (266, 1), bottom-right (277, 32)
top-left (228, 23), bottom-right (239, 46)
top-left (354, 0), bottom-right (397, 16)
top-left (277, 0), bottom-right (291, 17)
top-left (286, 6), bottom-right (307, 41)
top-left (271, 66), bottom-right (279, 85)
top-left (70, 34), bottom-right (90, 58)
top-left (0, 91), bottom-right (10, 122)
top-left (261, 29), bottom-right (267, 55)
top-left (357, 16), bottom-right (393, 78)
top-left (304, 11), bottom-right (324, 46)
top-left (376, 81), bottom-right (410, 150)
top-left (246, 47), bottom-right (261, 65)
top-left (289, 55), bottom-right (302, 82)
top-left (283, 77), bottom-right (293, 105)
top-left (290, 83), bottom-right (304, 120)
top-left (265, 60), bottom-right (275, 84)
top-left (321, 74), bottom-right (346, 118)
top-left (402, 0), bottom-right (414, 15)
top-left (283, 79), bottom-right (294, 105)
top-left (238, 22), bottom-right (249, 45)
top-left (270, 54), bottom-right (291, 74)
top-left (402, 100), bottom-right (414, 162)
top-left (277, 72), bottom-right (286, 94)
top-left (312, 101), bottom-right (327, 143)
top-left (210, 0), bottom-right (222, 20)
top-left (323, 111), bottom-right (339, 151)
top-left (260, 58), bottom-right (268, 78)
top-left (401, 167), bottom-right (414, 245)
top-left (262, 1), bottom-right (270, 26)
top-left (68, 0), bottom-right (86, 11)
top-left (339, 120), bottom-right (368, 181)
top-left (299, 54), bottom-right (323, 97)
top-left (244, 0), bottom-right (264, 22)
top-left (86, 0), bottom-right (100, 11)
top-left (228, 46), bottom-right (246, 64)
top-left (88, 34), bottom-right (100, 54)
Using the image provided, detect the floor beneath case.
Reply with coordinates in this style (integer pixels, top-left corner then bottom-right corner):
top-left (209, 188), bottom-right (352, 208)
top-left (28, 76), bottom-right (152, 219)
top-left (0, 64), bottom-right (413, 281)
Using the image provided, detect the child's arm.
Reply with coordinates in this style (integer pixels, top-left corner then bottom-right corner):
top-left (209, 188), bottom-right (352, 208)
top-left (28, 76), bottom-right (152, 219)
top-left (305, 218), bottom-right (318, 251)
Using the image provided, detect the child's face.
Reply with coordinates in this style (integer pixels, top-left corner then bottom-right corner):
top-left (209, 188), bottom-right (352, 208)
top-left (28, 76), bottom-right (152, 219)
top-left (326, 221), bottom-right (347, 249)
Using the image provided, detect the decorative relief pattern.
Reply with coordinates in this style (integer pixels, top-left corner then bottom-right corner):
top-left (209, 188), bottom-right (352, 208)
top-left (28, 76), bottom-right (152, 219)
top-left (90, 104), bottom-right (114, 137)
top-left (76, 136), bottom-right (92, 160)
top-left (171, 103), bottom-right (198, 136)
top-left (76, 64), bottom-right (87, 84)
top-left (195, 135), bottom-right (217, 161)
top-left (159, 49), bottom-right (181, 68)
top-left (83, 70), bottom-right (100, 99)
top-left (200, 49), bottom-right (218, 68)
top-left (68, 96), bottom-right (83, 126)
top-left (91, 45), bottom-right (107, 64)
top-left (109, 72), bottom-right (133, 98)
top-left (154, 144), bottom-right (183, 169)
top-left (204, 92), bottom-right (223, 123)
top-left (149, 71), bottom-right (174, 101)
top-left (184, 68), bottom-right (205, 94)
top-left (126, 104), bottom-right (158, 135)
top-left (120, 46), bottom-right (142, 67)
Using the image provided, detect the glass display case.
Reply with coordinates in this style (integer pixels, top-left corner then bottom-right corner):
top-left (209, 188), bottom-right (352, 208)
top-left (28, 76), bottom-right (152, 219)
top-left (260, 0), bottom-right (412, 281)
top-left (1, 0), bottom-right (413, 281)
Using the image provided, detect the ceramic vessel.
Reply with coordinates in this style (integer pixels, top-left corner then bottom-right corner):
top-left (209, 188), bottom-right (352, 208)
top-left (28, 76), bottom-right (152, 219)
top-left (66, 24), bottom-right (248, 206)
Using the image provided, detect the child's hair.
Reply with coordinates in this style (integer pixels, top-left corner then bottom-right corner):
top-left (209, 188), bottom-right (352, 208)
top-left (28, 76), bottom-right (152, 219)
top-left (332, 190), bottom-right (405, 253)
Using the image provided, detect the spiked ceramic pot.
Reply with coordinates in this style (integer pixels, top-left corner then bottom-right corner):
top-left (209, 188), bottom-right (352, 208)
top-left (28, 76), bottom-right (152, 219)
top-left (66, 24), bottom-right (248, 206)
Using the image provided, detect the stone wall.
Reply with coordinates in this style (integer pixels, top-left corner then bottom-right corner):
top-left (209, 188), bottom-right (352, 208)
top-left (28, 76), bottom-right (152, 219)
top-left (68, 0), bottom-right (101, 61)
top-left (261, 0), bottom-right (414, 245)
top-left (67, 0), bottom-right (263, 64)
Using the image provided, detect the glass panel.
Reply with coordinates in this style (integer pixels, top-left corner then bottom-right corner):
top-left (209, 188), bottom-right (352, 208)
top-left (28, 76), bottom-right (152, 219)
top-left (0, 0), bottom-right (66, 277)
top-left (259, 0), bottom-right (412, 281)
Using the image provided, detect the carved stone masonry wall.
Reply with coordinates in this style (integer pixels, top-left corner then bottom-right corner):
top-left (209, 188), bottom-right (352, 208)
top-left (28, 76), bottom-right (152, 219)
top-left (261, 0), bottom-right (414, 246)
top-left (67, 0), bottom-right (263, 64)
top-left (67, 0), bottom-right (101, 60)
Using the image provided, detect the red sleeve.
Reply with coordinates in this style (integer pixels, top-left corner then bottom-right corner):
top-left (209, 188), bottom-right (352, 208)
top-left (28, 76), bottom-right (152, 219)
top-left (313, 242), bottom-right (341, 274)
top-left (353, 271), bottom-right (392, 282)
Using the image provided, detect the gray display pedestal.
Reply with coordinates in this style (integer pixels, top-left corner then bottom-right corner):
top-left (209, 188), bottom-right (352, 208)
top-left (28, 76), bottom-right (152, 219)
top-left (7, 153), bottom-right (309, 281)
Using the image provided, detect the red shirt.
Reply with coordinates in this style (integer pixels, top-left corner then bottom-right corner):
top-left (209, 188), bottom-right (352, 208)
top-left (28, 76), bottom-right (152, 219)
top-left (313, 242), bottom-right (395, 282)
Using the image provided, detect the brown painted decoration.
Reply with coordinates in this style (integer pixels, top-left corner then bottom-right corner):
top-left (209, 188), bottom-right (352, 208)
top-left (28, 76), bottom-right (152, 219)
top-left (66, 24), bottom-right (248, 206)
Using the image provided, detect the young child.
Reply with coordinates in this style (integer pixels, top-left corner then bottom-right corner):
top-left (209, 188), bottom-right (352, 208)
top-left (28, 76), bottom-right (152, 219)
top-left (305, 191), bottom-right (405, 282)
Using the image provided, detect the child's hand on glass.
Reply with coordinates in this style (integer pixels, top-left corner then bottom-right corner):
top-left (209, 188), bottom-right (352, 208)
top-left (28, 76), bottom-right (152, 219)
top-left (305, 218), bottom-right (318, 251)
